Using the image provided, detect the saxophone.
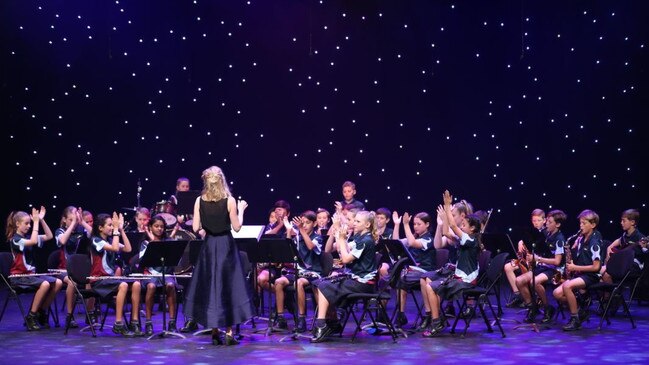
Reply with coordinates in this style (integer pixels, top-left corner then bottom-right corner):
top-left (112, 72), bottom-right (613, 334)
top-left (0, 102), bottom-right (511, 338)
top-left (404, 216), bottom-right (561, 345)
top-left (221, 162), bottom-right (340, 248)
top-left (552, 230), bottom-right (580, 285)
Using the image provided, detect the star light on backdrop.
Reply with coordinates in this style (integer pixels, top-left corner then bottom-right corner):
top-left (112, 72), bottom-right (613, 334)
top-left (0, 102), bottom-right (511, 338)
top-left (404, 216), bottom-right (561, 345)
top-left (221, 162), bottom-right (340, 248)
top-left (1, 1), bottom-right (647, 238)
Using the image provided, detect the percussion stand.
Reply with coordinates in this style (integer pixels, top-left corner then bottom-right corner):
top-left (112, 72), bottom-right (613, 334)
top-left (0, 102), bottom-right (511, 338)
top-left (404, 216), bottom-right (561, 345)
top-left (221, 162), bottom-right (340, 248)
top-left (139, 240), bottom-right (189, 340)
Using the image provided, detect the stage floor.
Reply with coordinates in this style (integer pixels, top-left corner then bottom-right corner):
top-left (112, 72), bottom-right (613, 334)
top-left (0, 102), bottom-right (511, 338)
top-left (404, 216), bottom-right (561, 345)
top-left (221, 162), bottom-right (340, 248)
top-left (1, 290), bottom-right (647, 365)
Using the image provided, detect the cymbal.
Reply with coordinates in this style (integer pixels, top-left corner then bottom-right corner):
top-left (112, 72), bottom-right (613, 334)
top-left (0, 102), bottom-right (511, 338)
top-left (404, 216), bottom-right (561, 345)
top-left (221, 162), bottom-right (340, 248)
top-left (121, 207), bottom-right (137, 211)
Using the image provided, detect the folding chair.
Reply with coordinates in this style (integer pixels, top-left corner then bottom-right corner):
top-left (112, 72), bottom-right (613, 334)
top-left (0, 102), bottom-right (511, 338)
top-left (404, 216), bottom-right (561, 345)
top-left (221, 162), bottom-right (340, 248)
top-left (451, 252), bottom-right (507, 338)
top-left (586, 248), bottom-right (636, 330)
top-left (340, 257), bottom-right (410, 342)
top-left (65, 254), bottom-right (106, 337)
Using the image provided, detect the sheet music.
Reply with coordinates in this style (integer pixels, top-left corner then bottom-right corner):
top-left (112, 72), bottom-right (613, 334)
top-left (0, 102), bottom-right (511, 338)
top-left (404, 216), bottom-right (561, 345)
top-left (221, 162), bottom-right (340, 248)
top-left (231, 225), bottom-right (265, 241)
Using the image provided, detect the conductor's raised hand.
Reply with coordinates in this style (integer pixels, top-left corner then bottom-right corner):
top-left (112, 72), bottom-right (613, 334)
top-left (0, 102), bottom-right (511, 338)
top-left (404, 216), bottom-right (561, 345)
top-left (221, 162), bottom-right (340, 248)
top-left (237, 199), bottom-right (248, 212)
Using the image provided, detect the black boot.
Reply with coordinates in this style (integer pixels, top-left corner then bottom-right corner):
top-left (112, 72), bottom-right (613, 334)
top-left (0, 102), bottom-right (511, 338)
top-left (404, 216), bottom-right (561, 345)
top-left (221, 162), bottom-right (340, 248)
top-left (112, 321), bottom-right (135, 337)
top-left (25, 312), bottom-right (41, 331)
top-left (562, 315), bottom-right (581, 331)
top-left (506, 292), bottom-right (524, 308)
top-left (168, 318), bottom-right (178, 332)
top-left (395, 311), bottom-right (408, 327)
top-left (180, 318), bottom-right (198, 333)
top-left (275, 314), bottom-right (288, 329)
top-left (422, 318), bottom-right (446, 337)
top-left (524, 304), bottom-right (538, 323)
top-left (37, 309), bottom-right (50, 329)
top-left (225, 331), bottom-right (240, 346)
top-left (310, 324), bottom-right (333, 343)
top-left (66, 313), bottom-right (79, 329)
top-left (145, 321), bottom-right (154, 336)
top-left (130, 320), bottom-right (145, 337)
top-left (296, 316), bottom-right (307, 333)
top-left (541, 305), bottom-right (555, 324)
top-left (212, 328), bottom-right (224, 346)
top-left (417, 315), bottom-right (432, 332)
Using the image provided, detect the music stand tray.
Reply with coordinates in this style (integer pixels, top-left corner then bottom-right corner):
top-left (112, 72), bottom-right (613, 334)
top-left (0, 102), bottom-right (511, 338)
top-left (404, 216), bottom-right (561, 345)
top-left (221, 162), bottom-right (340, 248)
top-left (250, 238), bottom-right (297, 336)
top-left (379, 239), bottom-right (418, 266)
top-left (139, 240), bottom-right (189, 340)
top-left (481, 233), bottom-right (516, 258)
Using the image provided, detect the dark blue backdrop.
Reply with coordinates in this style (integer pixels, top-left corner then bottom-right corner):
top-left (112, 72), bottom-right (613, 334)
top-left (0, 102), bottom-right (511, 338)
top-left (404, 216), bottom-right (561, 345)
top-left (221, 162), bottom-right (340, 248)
top-left (2, 0), bottom-right (648, 240)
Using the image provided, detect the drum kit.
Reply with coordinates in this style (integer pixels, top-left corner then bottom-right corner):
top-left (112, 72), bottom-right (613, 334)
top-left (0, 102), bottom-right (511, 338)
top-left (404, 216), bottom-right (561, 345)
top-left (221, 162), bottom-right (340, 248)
top-left (151, 200), bottom-right (194, 229)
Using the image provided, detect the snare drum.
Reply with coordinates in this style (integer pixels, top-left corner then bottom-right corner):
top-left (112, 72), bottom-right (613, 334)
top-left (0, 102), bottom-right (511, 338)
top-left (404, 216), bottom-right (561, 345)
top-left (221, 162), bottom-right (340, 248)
top-left (153, 201), bottom-right (177, 227)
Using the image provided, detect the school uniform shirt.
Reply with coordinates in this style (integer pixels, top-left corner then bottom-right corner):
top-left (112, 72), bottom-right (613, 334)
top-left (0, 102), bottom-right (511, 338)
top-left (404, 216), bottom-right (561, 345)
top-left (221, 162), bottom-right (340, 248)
top-left (296, 231), bottom-right (323, 274)
top-left (90, 236), bottom-right (123, 276)
top-left (379, 227), bottom-right (394, 240)
top-left (618, 230), bottom-right (647, 269)
top-left (55, 226), bottom-right (88, 269)
top-left (263, 222), bottom-right (288, 238)
top-left (344, 198), bottom-right (365, 211)
top-left (455, 232), bottom-right (480, 284)
top-left (409, 231), bottom-right (436, 272)
top-left (9, 233), bottom-right (43, 275)
top-left (346, 232), bottom-right (377, 283)
top-left (538, 230), bottom-right (566, 270)
top-left (574, 230), bottom-right (602, 267)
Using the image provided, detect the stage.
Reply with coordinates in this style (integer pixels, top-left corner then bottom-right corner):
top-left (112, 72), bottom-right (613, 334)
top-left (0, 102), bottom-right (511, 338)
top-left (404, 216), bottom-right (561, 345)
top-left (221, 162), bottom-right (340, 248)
top-left (1, 288), bottom-right (647, 365)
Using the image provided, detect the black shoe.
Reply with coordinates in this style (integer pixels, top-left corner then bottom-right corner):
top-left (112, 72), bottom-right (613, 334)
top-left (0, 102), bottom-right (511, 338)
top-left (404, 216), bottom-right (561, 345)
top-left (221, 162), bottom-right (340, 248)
top-left (85, 312), bottom-right (98, 326)
top-left (422, 319), bottom-right (446, 337)
top-left (66, 314), bottom-right (79, 329)
top-left (395, 312), bottom-right (408, 327)
top-left (112, 322), bottom-right (136, 337)
top-left (562, 316), bottom-right (581, 331)
top-left (326, 319), bottom-right (343, 335)
top-left (168, 319), bottom-right (178, 332)
top-left (212, 329), bottom-right (224, 346)
top-left (417, 315), bottom-right (432, 332)
top-left (275, 315), bottom-right (288, 329)
top-left (25, 312), bottom-right (41, 331)
top-left (460, 306), bottom-right (475, 319)
top-left (541, 305), bottom-right (555, 324)
top-left (130, 320), bottom-right (145, 337)
top-left (225, 332), bottom-right (239, 346)
top-left (296, 316), bottom-right (307, 333)
top-left (180, 319), bottom-right (198, 333)
top-left (145, 321), bottom-right (154, 336)
top-left (310, 325), bottom-right (333, 343)
top-left (524, 306), bottom-right (538, 323)
top-left (37, 310), bottom-right (50, 329)
top-left (444, 304), bottom-right (456, 318)
top-left (506, 293), bottom-right (523, 308)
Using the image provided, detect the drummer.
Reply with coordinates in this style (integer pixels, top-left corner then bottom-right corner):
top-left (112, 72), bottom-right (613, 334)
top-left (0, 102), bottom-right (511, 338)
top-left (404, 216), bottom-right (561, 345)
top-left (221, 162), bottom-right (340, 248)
top-left (169, 177), bottom-right (190, 206)
top-left (134, 207), bottom-right (151, 233)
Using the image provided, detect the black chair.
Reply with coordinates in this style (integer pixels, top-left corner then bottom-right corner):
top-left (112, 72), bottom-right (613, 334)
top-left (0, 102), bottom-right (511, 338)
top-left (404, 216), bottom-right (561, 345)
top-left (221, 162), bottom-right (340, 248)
top-left (436, 249), bottom-right (449, 270)
top-left (586, 248), bottom-right (636, 330)
top-left (339, 257), bottom-right (410, 342)
top-left (65, 254), bottom-right (106, 337)
top-left (451, 252), bottom-right (507, 338)
top-left (0, 252), bottom-right (32, 328)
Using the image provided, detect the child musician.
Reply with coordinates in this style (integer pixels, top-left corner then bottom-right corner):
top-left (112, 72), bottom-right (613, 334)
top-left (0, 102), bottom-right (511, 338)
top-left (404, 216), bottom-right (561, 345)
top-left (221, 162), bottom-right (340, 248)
top-left (603, 209), bottom-right (645, 280)
top-left (553, 209), bottom-right (603, 331)
top-left (311, 210), bottom-right (378, 343)
top-left (139, 215), bottom-right (179, 336)
top-left (273, 211), bottom-right (325, 332)
top-left (6, 207), bottom-right (62, 331)
top-left (506, 209), bottom-right (546, 308)
top-left (420, 191), bottom-right (481, 337)
top-left (393, 211), bottom-right (436, 328)
top-left (55, 206), bottom-right (93, 328)
top-left (515, 209), bottom-right (567, 324)
top-left (89, 212), bottom-right (141, 337)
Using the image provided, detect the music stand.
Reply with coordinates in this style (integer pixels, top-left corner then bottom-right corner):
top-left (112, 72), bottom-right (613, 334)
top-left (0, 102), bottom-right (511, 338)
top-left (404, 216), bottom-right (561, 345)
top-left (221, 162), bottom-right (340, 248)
top-left (139, 240), bottom-right (189, 340)
top-left (250, 238), bottom-right (296, 336)
top-left (481, 233), bottom-right (516, 257)
top-left (379, 239), bottom-right (418, 266)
